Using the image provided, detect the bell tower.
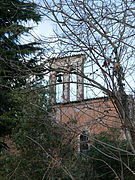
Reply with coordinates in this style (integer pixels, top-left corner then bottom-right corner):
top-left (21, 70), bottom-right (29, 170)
top-left (49, 54), bottom-right (85, 103)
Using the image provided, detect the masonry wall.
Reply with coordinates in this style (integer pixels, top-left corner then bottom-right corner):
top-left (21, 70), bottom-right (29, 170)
top-left (49, 54), bottom-right (123, 146)
top-left (54, 97), bottom-right (121, 135)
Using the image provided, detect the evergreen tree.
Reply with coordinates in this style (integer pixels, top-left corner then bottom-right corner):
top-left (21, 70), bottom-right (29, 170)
top-left (0, 0), bottom-right (42, 136)
top-left (87, 132), bottom-right (135, 180)
top-left (0, 86), bottom-right (81, 179)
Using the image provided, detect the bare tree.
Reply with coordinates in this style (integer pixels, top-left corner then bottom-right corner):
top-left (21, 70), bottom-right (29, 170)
top-left (29, 0), bottom-right (135, 178)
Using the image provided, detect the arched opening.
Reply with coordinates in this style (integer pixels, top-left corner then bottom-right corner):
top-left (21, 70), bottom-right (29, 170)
top-left (80, 131), bottom-right (89, 154)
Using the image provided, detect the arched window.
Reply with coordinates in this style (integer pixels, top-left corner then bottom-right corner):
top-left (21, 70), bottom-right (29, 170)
top-left (80, 131), bottom-right (89, 154)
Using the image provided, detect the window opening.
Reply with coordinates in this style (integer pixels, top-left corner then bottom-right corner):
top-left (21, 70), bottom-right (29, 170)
top-left (80, 131), bottom-right (89, 154)
top-left (84, 78), bottom-right (91, 99)
top-left (56, 73), bottom-right (63, 103)
top-left (70, 74), bottom-right (77, 101)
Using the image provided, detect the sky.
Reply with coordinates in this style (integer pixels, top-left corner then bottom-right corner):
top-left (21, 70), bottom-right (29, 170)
top-left (33, 19), bottom-right (54, 38)
top-left (21, 18), bottom-right (54, 45)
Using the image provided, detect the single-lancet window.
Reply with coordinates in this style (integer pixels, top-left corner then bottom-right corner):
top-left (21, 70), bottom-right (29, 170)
top-left (80, 131), bottom-right (89, 154)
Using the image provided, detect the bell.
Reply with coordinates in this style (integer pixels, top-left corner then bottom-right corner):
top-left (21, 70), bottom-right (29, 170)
top-left (57, 74), bottom-right (62, 82)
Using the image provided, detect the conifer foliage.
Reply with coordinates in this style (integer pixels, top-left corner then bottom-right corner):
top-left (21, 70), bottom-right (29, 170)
top-left (0, 0), bottom-right (42, 136)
